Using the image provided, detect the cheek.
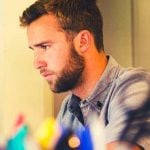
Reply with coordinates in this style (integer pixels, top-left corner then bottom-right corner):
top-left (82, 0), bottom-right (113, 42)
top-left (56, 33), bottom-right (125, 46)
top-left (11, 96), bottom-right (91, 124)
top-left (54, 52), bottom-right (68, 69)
top-left (44, 39), bottom-right (71, 69)
top-left (45, 50), bottom-right (69, 72)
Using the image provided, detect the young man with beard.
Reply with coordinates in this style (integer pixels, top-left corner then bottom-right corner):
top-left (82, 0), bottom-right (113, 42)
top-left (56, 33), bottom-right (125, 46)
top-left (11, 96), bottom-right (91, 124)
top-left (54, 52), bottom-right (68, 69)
top-left (20, 0), bottom-right (150, 149)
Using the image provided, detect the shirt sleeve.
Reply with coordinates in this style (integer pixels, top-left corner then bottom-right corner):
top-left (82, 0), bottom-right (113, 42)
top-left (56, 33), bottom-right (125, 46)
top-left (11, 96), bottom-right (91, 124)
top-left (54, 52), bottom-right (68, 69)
top-left (105, 68), bottom-right (150, 150)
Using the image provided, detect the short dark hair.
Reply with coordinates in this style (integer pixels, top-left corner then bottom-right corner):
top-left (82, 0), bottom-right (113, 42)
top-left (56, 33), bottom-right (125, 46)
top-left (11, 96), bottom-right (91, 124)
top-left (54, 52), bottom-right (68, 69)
top-left (20, 0), bottom-right (104, 51)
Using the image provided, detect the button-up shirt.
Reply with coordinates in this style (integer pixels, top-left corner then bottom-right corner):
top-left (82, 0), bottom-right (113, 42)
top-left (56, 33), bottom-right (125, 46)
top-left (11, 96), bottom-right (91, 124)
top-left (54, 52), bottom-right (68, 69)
top-left (57, 55), bottom-right (150, 149)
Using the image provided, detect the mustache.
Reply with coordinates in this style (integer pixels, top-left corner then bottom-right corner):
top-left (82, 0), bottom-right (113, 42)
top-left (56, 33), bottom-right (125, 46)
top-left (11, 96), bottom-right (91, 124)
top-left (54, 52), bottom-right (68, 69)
top-left (40, 68), bottom-right (54, 76)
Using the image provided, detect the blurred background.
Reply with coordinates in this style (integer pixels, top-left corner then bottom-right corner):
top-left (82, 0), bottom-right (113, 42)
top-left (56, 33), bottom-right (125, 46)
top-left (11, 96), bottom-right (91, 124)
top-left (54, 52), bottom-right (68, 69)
top-left (0, 0), bottom-right (150, 136)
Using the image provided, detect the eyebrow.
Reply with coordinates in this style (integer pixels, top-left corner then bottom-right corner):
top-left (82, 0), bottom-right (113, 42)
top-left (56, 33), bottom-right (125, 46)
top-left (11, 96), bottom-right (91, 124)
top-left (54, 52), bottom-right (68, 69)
top-left (29, 41), bottom-right (53, 50)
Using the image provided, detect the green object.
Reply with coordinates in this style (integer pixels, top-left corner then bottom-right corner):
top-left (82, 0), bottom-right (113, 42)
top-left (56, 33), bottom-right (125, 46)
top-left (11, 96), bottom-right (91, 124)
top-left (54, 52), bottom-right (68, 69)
top-left (6, 125), bottom-right (28, 150)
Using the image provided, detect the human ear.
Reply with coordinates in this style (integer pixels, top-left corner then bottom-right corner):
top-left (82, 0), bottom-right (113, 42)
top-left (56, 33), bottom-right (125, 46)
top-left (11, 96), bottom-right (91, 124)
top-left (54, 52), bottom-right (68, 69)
top-left (73, 30), bottom-right (91, 53)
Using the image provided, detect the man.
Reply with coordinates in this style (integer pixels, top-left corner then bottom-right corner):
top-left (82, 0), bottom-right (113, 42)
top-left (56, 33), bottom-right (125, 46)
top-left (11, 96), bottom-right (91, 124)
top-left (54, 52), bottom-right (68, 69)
top-left (20, 0), bottom-right (150, 149)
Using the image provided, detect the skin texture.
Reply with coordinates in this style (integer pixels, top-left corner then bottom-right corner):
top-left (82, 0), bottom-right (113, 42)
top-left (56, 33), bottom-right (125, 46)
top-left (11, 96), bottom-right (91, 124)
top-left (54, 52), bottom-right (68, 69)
top-left (27, 14), bottom-right (85, 93)
top-left (27, 14), bottom-right (142, 150)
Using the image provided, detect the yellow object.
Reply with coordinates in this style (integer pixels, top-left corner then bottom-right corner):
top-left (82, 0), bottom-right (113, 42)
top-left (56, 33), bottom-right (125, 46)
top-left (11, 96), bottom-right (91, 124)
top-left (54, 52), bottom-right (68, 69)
top-left (35, 118), bottom-right (61, 149)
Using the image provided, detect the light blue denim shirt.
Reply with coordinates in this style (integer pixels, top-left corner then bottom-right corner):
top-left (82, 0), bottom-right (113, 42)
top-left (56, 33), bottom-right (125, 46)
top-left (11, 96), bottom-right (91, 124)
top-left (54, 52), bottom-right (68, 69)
top-left (57, 56), bottom-right (150, 149)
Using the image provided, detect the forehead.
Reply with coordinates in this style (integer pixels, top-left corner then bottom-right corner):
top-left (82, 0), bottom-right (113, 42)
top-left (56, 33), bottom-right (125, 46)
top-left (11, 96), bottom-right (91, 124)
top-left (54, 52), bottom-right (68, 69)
top-left (27, 14), bottom-right (64, 45)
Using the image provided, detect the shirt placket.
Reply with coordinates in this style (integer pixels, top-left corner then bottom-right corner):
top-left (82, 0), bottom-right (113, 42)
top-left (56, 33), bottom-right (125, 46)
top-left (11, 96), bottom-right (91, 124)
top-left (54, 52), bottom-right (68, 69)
top-left (80, 100), bottom-right (90, 125)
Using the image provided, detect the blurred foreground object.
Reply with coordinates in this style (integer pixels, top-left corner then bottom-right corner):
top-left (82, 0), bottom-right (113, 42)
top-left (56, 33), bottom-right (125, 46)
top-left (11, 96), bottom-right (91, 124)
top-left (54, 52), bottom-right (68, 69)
top-left (35, 118), bottom-right (61, 150)
top-left (120, 94), bottom-right (150, 149)
top-left (6, 114), bottom-right (28, 150)
top-left (54, 113), bottom-right (105, 150)
top-left (2, 101), bottom-right (150, 150)
top-left (5, 114), bottom-right (39, 150)
top-left (35, 115), bottom-right (105, 150)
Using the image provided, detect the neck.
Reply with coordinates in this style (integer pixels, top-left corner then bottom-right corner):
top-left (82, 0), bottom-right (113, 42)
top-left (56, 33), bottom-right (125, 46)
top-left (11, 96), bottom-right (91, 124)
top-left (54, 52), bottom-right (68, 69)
top-left (71, 51), bottom-right (107, 100)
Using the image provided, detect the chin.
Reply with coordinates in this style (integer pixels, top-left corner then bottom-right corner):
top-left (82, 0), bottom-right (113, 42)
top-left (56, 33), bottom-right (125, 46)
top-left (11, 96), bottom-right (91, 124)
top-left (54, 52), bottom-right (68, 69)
top-left (48, 83), bottom-right (60, 93)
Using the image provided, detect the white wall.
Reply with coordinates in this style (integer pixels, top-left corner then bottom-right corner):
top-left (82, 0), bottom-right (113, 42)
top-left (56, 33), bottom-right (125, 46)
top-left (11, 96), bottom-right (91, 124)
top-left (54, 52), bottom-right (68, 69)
top-left (132, 0), bottom-right (150, 69)
top-left (98, 0), bottom-right (150, 69)
top-left (98, 0), bottom-right (133, 67)
top-left (0, 0), bottom-right (53, 135)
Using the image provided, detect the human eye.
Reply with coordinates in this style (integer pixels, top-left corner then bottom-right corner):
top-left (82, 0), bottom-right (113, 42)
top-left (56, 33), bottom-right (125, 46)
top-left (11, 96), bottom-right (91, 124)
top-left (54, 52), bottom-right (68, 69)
top-left (40, 44), bottom-right (51, 50)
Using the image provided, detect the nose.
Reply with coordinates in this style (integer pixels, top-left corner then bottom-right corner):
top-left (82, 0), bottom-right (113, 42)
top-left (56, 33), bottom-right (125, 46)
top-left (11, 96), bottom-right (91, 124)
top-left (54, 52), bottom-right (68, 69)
top-left (33, 51), bottom-right (47, 69)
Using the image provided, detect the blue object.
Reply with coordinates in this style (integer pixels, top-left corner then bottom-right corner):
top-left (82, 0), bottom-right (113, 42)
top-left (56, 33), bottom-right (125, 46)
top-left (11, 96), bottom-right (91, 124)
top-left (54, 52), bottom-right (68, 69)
top-left (78, 127), bottom-right (94, 150)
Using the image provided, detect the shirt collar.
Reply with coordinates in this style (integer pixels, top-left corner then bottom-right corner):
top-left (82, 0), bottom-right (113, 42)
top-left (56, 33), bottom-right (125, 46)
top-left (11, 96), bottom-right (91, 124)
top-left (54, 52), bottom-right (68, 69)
top-left (68, 55), bottom-right (121, 111)
top-left (84, 55), bottom-right (121, 104)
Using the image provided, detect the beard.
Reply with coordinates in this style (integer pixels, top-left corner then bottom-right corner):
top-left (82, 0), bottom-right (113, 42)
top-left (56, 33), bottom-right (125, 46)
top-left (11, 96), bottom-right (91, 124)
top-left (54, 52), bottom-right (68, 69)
top-left (48, 43), bottom-right (85, 93)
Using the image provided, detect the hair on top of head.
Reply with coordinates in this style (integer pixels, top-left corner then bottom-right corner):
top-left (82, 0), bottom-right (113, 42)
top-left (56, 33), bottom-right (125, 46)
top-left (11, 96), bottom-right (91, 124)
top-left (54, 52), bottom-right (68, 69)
top-left (20, 0), bottom-right (98, 27)
top-left (20, 1), bottom-right (48, 26)
top-left (44, 0), bottom-right (97, 11)
top-left (82, 0), bottom-right (97, 6)
top-left (20, 0), bottom-right (104, 50)
top-left (37, 0), bottom-right (97, 5)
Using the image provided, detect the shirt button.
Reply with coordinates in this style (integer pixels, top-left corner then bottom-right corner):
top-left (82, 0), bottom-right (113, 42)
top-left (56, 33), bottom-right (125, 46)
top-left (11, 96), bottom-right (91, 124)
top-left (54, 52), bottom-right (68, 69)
top-left (80, 100), bottom-right (87, 107)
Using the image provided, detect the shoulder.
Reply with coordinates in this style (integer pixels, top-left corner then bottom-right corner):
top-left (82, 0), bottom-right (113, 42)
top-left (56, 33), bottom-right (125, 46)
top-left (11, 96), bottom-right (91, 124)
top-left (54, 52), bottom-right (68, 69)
top-left (117, 67), bottom-right (150, 83)
top-left (115, 67), bottom-right (150, 95)
top-left (111, 67), bottom-right (150, 109)
top-left (104, 67), bottom-right (150, 148)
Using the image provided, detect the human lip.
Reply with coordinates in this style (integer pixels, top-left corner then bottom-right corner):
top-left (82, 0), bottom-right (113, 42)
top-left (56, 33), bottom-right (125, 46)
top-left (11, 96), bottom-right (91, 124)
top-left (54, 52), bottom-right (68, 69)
top-left (40, 70), bottom-right (53, 78)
